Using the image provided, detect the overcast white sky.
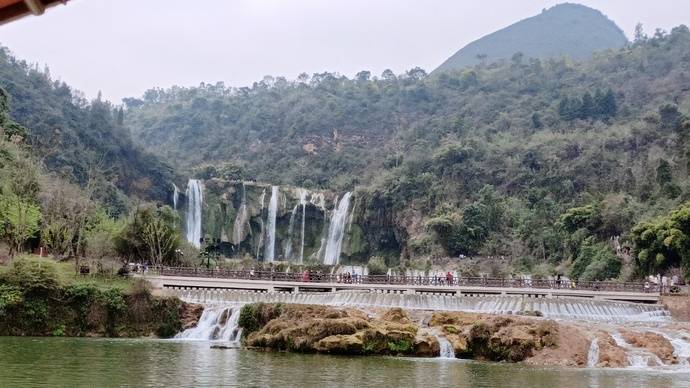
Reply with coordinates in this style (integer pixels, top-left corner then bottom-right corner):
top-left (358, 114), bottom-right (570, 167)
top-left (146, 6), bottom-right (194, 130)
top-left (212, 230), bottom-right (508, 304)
top-left (0, 0), bottom-right (686, 103)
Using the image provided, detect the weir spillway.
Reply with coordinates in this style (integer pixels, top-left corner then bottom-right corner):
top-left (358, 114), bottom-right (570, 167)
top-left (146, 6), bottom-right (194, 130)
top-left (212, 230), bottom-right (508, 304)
top-left (162, 286), bottom-right (671, 323)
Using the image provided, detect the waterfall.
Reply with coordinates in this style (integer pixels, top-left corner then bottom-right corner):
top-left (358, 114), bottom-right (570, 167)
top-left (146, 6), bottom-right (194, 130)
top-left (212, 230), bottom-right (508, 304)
top-left (175, 306), bottom-right (243, 342)
top-left (299, 189), bottom-right (308, 263)
top-left (436, 335), bottom-right (455, 359)
top-left (655, 330), bottom-right (690, 365)
top-left (172, 184), bottom-right (179, 211)
top-left (322, 192), bottom-right (352, 265)
top-left (256, 189), bottom-right (266, 259)
top-left (185, 179), bottom-right (203, 248)
top-left (233, 183), bottom-right (248, 246)
top-left (610, 331), bottom-right (664, 367)
top-left (284, 203), bottom-right (299, 261)
top-left (587, 338), bottom-right (599, 367)
top-left (171, 290), bottom-right (671, 323)
top-left (264, 186), bottom-right (278, 262)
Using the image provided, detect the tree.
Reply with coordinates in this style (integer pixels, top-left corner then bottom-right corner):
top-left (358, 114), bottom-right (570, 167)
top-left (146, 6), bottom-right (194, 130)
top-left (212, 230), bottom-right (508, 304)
top-left (631, 202), bottom-right (690, 279)
top-left (115, 205), bottom-right (181, 266)
top-left (659, 104), bottom-right (682, 131)
top-left (656, 159), bottom-right (673, 186)
top-left (579, 92), bottom-right (594, 119)
top-left (0, 193), bottom-right (41, 257)
top-left (634, 23), bottom-right (647, 43)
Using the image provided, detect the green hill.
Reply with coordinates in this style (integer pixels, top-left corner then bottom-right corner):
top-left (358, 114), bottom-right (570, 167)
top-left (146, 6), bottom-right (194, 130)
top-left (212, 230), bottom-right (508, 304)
top-left (0, 47), bottom-right (175, 214)
top-left (123, 26), bottom-right (690, 278)
top-left (433, 3), bottom-right (628, 73)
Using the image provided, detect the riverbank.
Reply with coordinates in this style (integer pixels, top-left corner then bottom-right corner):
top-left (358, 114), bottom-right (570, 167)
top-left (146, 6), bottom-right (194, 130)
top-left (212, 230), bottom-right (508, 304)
top-left (233, 302), bottom-right (690, 368)
top-left (0, 257), bottom-right (202, 337)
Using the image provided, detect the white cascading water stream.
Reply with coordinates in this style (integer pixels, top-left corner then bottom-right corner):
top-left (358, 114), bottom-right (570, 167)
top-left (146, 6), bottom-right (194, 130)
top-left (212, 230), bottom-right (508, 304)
top-left (587, 338), bottom-right (600, 367)
top-left (610, 331), bottom-right (664, 367)
top-left (299, 189), bottom-right (308, 264)
top-left (185, 179), bottom-right (203, 248)
top-left (284, 200), bottom-right (299, 261)
top-left (436, 335), bottom-right (455, 359)
top-left (323, 192), bottom-right (352, 265)
top-left (264, 186), bottom-right (279, 262)
top-left (175, 306), bottom-right (243, 342)
top-left (233, 183), bottom-right (248, 246)
top-left (655, 330), bottom-right (690, 366)
top-left (255, 189), bottom-right (266, 258)
top-left (172, 184), bottom-right (179, 211)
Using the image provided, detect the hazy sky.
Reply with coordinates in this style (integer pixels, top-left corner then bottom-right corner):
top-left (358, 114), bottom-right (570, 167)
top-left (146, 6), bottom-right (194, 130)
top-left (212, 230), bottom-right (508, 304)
top-left (0, 0), bottom-right (686, 103)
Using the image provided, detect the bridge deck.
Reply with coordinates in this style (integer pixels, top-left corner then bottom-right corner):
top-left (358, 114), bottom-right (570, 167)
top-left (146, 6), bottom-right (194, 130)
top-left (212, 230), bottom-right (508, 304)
top-left (140, 271), bottom-right (660, 303)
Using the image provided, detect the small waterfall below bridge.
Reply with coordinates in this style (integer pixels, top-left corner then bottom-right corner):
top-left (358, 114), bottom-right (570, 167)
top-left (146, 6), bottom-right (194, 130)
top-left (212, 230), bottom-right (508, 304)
top-left (176, 305), bottom-right (243, 342)
top-left (185, 179), bottom-right (203, 248)
top-left (264, 186), bottom-right (279, 262)
top-left (436, 335), bottom-right (455, 359)
top-left (323, 192), bottom-right (352, 265)
top-left (171, 290), bottom-right (671, 323)
top-left (587, 338), bottom-right (599, 367)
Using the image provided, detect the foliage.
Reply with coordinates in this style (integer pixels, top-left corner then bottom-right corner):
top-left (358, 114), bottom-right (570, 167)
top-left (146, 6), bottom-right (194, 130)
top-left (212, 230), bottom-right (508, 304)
top-left (631, 202), bottom-right (690, 278)
top-left (0, 192), bottom-right (40, 256)
top-left (0, 284), bottom-right (23, 314)
top-left (569, 238), bottom-right (621, 281)
top-left (4, 257), bottom-right (61, 295)
top-left (366, 256), bottom-right (388, 275)
top-left (114, 205), bottom-right (181, 265)
top-left (0, 50), bottom-right (175, 208)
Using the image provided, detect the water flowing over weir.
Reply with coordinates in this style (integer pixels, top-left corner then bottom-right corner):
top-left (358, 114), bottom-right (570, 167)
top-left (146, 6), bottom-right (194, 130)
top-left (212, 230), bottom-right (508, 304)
top-left (323, 192), bottom-right (352, 265)
top-left (171, 290), bottom-right (671, 323)
top-left (264, 186), bottom-right (279, 262)
top-left (176, 306), bottom-right (243, 342)
top-left (185, 179), bottom-right (203, 248)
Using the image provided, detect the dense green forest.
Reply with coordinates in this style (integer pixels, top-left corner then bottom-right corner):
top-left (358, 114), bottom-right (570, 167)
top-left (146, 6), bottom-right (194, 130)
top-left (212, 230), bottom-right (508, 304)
top-left (0, 47), bottom-right (175, 214)
top-left (124, 26), bottom-right (690, 279)
top-left (434, 3), bottom-right (627, 72)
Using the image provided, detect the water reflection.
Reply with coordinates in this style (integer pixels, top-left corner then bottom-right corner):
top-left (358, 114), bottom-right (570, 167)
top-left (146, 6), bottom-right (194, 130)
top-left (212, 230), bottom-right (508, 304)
top-left (0, 338), bottom-right (689, 388)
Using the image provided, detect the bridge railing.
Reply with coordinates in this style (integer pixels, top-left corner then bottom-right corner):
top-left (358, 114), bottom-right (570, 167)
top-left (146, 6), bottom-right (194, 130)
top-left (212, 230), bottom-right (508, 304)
top-left (149, 266), bottom-right (657, 293)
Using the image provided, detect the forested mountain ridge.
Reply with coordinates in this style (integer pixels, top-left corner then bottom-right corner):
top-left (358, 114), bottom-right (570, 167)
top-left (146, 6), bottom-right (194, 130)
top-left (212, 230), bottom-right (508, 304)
top-left (434, 3), bottom-right (628, 72)
top-left (0, 47), bottom-right (175, 214)
top-left (125, 26), bottom-right (690, 279)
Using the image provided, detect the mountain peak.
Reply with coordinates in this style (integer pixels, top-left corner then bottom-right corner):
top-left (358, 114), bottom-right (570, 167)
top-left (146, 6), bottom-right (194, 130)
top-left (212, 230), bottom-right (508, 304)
top-left (433, 2), bottom-right (628, 73)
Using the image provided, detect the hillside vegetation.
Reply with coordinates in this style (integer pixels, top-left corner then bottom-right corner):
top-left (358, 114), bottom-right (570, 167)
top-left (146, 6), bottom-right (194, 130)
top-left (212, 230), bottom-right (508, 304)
top-left (434, 3), bottom-right (628, 72)
top-left (0, 47), bottom-right (175, 213)
top-left (124, 26), bottom-right (690, 279)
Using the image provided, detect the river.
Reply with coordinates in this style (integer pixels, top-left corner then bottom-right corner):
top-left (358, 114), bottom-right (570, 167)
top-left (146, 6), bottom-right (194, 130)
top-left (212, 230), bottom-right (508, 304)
top-left (1, 337), bottom-right (689, 387)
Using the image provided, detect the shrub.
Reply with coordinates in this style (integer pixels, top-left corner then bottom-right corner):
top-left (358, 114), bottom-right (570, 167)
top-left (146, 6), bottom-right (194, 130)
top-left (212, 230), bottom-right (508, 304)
top-left (5, 258), bottom-right (61, 296)
top-left (367, 256), bottom-right (387, 275)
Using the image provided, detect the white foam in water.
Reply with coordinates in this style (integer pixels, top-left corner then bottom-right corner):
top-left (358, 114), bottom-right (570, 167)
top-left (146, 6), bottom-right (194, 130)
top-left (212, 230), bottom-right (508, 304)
top-left (587, 338), bottom-right (600, 367)
top-left (655, 330), bottom-right (690, 366)
top-left (610, 331), bottom-right (664, 368)
top-left (436, 335), bottom-right (455, 359)
top-left (176, 306), bottom-right (243, 342)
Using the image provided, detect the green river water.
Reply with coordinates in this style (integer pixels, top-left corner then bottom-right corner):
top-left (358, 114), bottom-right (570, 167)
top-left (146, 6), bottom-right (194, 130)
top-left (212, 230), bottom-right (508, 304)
top-left (1, 337), bottom-right (689, 388)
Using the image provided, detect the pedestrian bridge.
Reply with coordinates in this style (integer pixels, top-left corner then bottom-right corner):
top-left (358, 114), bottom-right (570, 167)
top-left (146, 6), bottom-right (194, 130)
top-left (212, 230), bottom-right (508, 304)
top-left (140, 267), bottom-right (661, 303)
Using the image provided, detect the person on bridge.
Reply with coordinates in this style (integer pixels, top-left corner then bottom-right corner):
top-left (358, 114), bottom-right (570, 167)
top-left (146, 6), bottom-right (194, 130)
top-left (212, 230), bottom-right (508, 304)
top-left (446, 272), bottom-right (453, 286)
